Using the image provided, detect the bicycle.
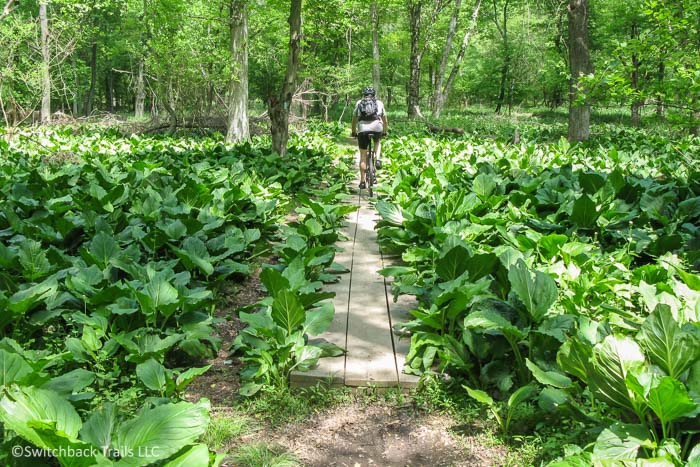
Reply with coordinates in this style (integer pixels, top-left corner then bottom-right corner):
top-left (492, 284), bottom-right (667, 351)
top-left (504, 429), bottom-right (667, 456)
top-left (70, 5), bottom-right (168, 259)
top-left (366, 133), bottom-right (378, 197)
top-left (357, 131), bottom-right (382, 197)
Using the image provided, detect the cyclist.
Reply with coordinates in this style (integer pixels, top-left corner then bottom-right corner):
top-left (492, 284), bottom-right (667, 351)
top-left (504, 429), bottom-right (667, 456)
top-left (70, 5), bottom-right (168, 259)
top-left (351, 87), bottom-right (388, 189)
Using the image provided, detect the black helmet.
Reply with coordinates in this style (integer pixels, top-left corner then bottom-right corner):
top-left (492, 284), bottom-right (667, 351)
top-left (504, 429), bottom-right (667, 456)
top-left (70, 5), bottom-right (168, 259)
top-left (363, 87), bottom-right (376, 96)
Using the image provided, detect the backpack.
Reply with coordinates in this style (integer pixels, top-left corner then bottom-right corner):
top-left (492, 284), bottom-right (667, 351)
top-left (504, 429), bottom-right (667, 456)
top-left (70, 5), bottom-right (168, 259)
top-left (358, 97), bottom-right (379, 121)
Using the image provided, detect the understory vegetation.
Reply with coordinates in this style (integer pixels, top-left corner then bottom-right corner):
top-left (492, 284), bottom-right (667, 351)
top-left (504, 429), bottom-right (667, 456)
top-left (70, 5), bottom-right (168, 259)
top-left (376, 114), bottom-right (700, 465)
top-left (1, 109), bottom-right (698, 466)
top-left (0, 126), bottom-right (355, 465)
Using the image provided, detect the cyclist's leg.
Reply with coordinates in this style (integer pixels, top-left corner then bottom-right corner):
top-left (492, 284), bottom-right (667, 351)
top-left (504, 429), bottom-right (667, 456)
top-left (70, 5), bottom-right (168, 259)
top-left (373, 134), bottom-right (382, 165)
top-left (357, 132), bottom-right (370, 186)
top-left (359, 148), bottom-right (369, 183)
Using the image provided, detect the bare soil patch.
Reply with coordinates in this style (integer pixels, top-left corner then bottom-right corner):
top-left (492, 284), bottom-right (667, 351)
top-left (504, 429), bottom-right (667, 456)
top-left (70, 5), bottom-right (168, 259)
top-left (241, 402), bottom-right (507, 466)
top-left (184, 267), bottom-right (266, 407)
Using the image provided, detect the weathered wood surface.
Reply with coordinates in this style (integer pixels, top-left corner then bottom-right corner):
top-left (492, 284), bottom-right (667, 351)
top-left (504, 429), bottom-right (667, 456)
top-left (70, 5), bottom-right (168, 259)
top-left (291, 182), bottom-right (419, 388)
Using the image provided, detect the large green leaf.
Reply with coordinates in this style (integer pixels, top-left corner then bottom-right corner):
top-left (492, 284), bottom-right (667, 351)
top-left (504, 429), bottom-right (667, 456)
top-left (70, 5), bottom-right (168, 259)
top-left (376, 200), bottom-right (405, 225)
top-left (0, 385), bottom-right (82, 448)
top-left (271, 290), bottom-right (306, 335)
top-left (435, 245), bottom-right (470, 281)
top-left (0, 349), bottom-right (33, 386)
top-left (589, 336), bottom-right (646, 412)
top-left (303, 301), bottom-right (335, 335)
top-left (113, 400), bottom-right (210, 466)
top-left (526, 359), bottom-right (572, 388)
top-left (637, 304), bottom-right (700, 379)
top-left (463, 309), bottom-right (524, 340)
top-left (507, 383), bottom-right (537, 408)
top-left (688, 360), bottom-right (700, 395)
top-left (294, 346), bottom-right (323, 371)
top-left (557, 338), bottom-right (593, 384)
top-left (688, 443), bottom-right (700, 466)
top-left (8, 277), bottom-right (59, 314)
top-left (239, 310), bottom-right (276, 333)
top-left (162, 444), bottom-right (219, 467)
top-left (137, 272), bottom-right (179, 317)
top-left (281, 257), bottom-right (306, 291)
top-left (259, 267), bottom-right (290, 298)
top-left (171, 237), bottom-right (214, 277)
top-left (646, 376), bottom-right (697, 426)
top-left (31, 421), bottom-right (107, 467)
top-left (163, 220), bottom-right (188, 240)
top-left (90, 232), bottom-right (120, 269)
top-left (464, 386), bottom-right (495, 407)
top-left (43, 369), bottom-right (95, 396)
top-left (508, 259), bottom-right (558, 323)
top-left (473, 173), bottom-right (497, 199)
top-left (466, 253), bottom-right (499, 282)
top-left (538, 387), bottom-right (569, 412)
top-left (80, 403), bottom-right (117, 452)
top-left (592, 423), bottom-right (651, 460)
top-left (538, 234), bottom-right (568, 260)
top-left (579, 172), bottom-right (606, 195)
top-left (18, 239), bottom-right (52, 280)
top-left (175, 365), bottom-right (211, 392)
top-left (571, 194), bottom-right (599, 228)
top-left (136, 358), bottom-right (168, 392)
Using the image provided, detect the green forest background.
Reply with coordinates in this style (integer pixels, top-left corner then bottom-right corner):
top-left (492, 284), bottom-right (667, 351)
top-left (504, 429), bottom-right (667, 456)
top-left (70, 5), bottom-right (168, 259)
top-left (1, 0), bottom-right (699, 138)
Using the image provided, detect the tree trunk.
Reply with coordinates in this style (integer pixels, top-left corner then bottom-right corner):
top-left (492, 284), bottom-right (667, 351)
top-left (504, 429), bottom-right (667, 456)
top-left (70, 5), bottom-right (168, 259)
top-left (492, 0), bottom-right (509, 114)
top-left (407, 0), bottom-right (423, 118)
top-left (436, 0), bottom-right (481, 118)
top-left (135, 59), bottom-right (145, 118)
top-left (691, 107), bottom-right (700, 137)
top-left (162, 78), bottom-right (177, 131)
top-left (86, 42), bottom-right (97, 116)
top-left (226, 0), bottom-right (249, 143)
top-left (692, 14), bottom-right (700, 136)
top-left (495, 62), bottom-right (507, 114)
top-left (630, 23), bottom-right (642, 127)
top-left (631, 100), bottom-right (642, 127)
top-left (655, 61), bottom-right (665, 119)
top-left (72, 56), bottom-right (80, 116)
top-left (269, 0), bottom-right (302, 155)
top-left (371, 0), bottom-right (381, 95)
top-left (39, 1), bottom-right (51, 123)
top-left (567, 0), bottom-right (592, 142)
top-left (1, 0), bottom-right (16, 21)
top-left (106, 69), bottom-right (114, 112)
top-left (432, 0), bottom-right (461, 117)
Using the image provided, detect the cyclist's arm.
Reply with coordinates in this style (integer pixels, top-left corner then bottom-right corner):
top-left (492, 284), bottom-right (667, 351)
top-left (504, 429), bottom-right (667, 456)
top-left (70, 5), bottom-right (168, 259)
top-left (381, 114), bottom-right (388, 134)
top-left (351, 115), bottom-right (358, 136)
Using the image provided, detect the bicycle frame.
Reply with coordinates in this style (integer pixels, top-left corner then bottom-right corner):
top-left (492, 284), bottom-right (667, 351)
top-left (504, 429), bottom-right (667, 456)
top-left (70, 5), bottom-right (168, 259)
top-left (365, 134), bottom-right (378, 197)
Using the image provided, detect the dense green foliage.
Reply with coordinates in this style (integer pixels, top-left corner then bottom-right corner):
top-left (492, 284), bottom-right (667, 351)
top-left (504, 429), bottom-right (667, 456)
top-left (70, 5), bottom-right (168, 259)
top-left (0, 127), bottom-right (352, 464)
top-left (375, 124), bottom-right (700, 463)
top-left (1, 0), bottom-right (698, 134)
top-left (1, 0), bottom-right (699, 463)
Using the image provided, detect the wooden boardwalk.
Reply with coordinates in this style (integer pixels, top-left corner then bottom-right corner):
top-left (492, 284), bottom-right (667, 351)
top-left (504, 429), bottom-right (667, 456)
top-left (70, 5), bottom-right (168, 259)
top-left (291, 187), bottom-right (419, 389)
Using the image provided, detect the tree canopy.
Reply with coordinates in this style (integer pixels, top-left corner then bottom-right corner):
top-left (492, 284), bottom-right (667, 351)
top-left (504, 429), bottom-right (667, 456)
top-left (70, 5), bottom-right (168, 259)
top-left (1, 0), bottom-right (699, 142)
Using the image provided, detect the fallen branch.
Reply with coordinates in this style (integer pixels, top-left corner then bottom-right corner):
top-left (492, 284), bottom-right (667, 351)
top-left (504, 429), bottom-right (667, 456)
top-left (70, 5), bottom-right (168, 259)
top-left (426, 122), bottom-right (464, 135)
top-left (1, 0), bottom-right (15, 21)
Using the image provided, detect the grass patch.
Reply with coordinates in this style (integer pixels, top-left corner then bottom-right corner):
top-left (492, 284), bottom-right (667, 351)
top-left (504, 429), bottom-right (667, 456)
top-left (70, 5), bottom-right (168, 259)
top-left (231, 443), bottom-right (301, 467)
top-left (238, 383), bottom-right (353, 426)
top-left (201, 413), bottom-right (252, 450)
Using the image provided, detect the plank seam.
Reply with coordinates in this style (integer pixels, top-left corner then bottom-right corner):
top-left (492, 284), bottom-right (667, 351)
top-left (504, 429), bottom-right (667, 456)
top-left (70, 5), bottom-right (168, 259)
top-left (342, 186), bottom-right (362, 384)
top-left (379, 233), bottom-right (400, 385)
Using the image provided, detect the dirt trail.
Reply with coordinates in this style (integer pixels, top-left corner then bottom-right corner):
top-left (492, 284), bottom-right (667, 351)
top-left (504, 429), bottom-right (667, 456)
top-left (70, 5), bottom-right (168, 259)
top-left (259, 403), bottom-right (507, 467)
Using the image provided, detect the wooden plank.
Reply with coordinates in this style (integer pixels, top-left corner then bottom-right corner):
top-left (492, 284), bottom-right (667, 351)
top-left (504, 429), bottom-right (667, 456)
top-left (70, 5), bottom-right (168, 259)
top-left (290, 213), bottom-right (356, 387)
top-left (387, 293), bottom-right (420, 388)
top-left (289, 277), bottom-right (349, 386)
top-left (344, 201), bottom-right (398, 387)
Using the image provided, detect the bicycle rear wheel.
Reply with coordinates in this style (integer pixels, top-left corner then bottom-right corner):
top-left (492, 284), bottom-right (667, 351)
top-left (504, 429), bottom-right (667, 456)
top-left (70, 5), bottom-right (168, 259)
top-left (367, 149), bottom-right (375, 197)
